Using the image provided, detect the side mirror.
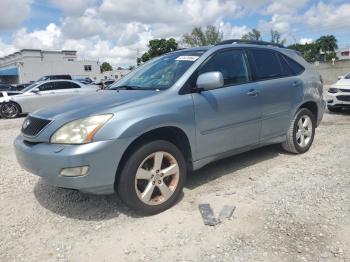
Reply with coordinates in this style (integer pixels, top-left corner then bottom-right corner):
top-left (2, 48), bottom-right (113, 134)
top-left (32, 87), bottom-right (40, 93)
top-left (338, 76), bottom-right (344, 80)
top-left (196, 72), bottom-right (224, 91)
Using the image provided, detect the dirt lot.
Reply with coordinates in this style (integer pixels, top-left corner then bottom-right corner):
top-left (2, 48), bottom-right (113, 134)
top-left (1, 111), bottom-right (350, 262)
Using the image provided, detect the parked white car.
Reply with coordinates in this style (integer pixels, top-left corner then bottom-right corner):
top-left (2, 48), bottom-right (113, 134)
top-left (0, 80), bottom-right (99, 118)
top-left (327, 73), bottom-right (350, 112)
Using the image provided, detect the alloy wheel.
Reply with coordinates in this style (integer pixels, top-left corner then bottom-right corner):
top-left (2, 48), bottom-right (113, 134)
top-left (1, 103), bottom-right (19, 118)
top-left (135, 151), bottom-right (180, 206)
top-left (296, 115), bottom-right (313, 148)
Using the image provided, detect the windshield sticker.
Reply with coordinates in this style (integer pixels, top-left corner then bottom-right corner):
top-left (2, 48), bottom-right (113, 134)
top-left (176, 56), bottom-right (200, 62)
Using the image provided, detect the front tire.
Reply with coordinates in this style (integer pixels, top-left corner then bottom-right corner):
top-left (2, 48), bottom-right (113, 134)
top-left (117, 140), bottom-right (187, 214)
top-left (0, 102), bottom-right (21, 119)
top-left (282, 108), bottom-right (316, 154)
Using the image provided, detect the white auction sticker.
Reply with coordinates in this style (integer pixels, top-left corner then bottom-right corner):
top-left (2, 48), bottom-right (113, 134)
top-left (176, 56), bottom-right (200, 61)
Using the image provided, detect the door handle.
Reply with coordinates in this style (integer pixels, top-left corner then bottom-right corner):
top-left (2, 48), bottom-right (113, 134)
top-left (247, 89), bottom-right (259, 96)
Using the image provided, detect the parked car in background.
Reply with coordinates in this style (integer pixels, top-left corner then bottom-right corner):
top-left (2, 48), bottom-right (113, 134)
top-left (0, 80), bottom-right (98, 118)
top-left (37, 74), bottom-right (72, 82)
top-left (0, 84), bottom-right (23, 96)
top-left (15, 83), bottom-right (33, 91)
top-left (14, 40), bottom-right (325, 214)
top-left (74, 77), bottom-right (94, 85)
top-left (327, 72), bottom-right (350, 112)
top-left (0, 84), bottom-right (15, 91)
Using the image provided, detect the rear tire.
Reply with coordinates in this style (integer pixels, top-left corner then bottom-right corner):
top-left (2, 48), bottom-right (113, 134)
top-left (327, 106), bottom-right (342, 113)
top-left (117, 140), bottom-right (187, 215)
top-left (0, 102), bottom-right (21, 119)
top-left (282, 108), bottom-right (316, 154)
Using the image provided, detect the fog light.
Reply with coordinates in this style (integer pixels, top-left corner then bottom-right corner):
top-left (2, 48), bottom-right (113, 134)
top-left (60, 166), bottom-right (89, 177)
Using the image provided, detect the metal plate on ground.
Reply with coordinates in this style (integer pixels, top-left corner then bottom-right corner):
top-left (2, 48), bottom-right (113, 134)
top-left (198, 204), bottom-right (220, 226)
top-left (219, 205), bottom-right (236, 220)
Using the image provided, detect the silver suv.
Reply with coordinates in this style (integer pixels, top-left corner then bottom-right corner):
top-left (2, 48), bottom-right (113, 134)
top-left (14, 40), bottom-right (326, 214)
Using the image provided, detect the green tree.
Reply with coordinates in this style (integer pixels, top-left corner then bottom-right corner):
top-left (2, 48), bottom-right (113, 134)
top-left (241, 29), bottom-right (262, 41)
top-left (100, 62), bottom-right (113, 73)
top-left (288, 35), bottom-right (338, 63)
top-left (288, 43), bottom-right (321, 63)
top-left (316, 35), bottom-right (338, 53)
top-left (270, 29), bottom-right (286, 45)
top-left (182, 25), bottom-right (223, 47)
top-left (138, 38), bottom-right (178, 64)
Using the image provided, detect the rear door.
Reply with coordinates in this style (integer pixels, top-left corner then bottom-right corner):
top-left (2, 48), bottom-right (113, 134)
top-left (246, 48), bottom-right (300, 140)
top-left (192, 48), bottom-right (262, 159)
top-left (51, 81), bottom-right (83, 100)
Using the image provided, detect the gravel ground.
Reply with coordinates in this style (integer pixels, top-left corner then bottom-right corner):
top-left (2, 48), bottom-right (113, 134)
top-left (0, 110), bottom-right (350, 262)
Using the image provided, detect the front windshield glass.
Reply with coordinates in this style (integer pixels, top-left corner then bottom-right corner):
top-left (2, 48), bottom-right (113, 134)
top-left (109, 50), bottom-right (205, 91)
top-left (345, 73), bottom-right (350, 79)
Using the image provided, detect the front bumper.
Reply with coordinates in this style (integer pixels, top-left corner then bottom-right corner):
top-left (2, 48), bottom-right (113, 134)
top-left (14, 135), bottom-right (129, 194)
top-left (327, 92), bottom-right (350, 107)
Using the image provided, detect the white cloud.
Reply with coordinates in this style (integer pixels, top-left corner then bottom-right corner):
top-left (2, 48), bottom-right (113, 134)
top-left (2, 0), bottom-right (350, 67)
top-left (0, 0), bottom-right (32, 30)
top-left (61, 8), bottom-right (108, 39)
top-left (263, 0), bottom-right (308, 15)
top-left (99, 0), bottom-right (242, 25)
top-left (0, 39), bottom-right (17, 57)
top-left (13, 23), bottom-right (63, 50)
top-left (219, 22), bottom-right (250, 40)
top-left (259, 14), bottom-right (292, 35)
top-left (304, 2), bottom-right (350, 31)
top-left (51, 0), bottom-right (97, 15)
top-left (299, 38), bottom-right (313, 44)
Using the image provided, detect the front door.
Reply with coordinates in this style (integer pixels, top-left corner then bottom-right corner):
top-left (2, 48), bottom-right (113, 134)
top-left (192, 49), bottom-right (262, 160)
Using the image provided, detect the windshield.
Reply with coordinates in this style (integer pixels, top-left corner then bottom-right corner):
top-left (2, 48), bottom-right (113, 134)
top-left (109, 50), bottom-right (205, 91)
top-left (345, 73), bottom-right (350, 79)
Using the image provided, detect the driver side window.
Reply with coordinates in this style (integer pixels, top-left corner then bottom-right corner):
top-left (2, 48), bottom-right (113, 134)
top-left (199, 49), bottom-right (250, 86)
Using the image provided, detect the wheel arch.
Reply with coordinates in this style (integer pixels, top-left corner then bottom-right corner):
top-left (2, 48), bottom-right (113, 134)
top-left (114, 126), bottom-right (193, 187)
top-left (297, 101), bottom-right (318, 122)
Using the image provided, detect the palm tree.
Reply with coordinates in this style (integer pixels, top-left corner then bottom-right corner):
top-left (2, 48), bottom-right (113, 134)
top-left (316, 35), bottom-right (338, 52)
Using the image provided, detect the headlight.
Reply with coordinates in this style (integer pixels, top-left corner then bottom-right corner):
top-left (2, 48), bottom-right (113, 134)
top-left (328, 87), bottom-right (339, 93)
top-left (50, 114), bottom-right (113, 144)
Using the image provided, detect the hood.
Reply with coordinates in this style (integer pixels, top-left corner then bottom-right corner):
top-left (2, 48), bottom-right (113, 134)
top-left (334, 78), bottom-right (350, 88)
top-left (33, 89), bottom-right (158, 119)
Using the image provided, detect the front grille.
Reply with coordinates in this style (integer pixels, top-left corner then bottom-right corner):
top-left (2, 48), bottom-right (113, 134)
top-left (21, 116), bottom-right (52, 136)
top-left (340, 89), bottom-right (350, 93)
top-left (336, 95), bottom-right (350, 102)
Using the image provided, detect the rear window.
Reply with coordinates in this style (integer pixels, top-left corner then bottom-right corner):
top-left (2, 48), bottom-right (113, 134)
top-left (278, 54), bottom-right (294, 77)
top-left (249, 49), bottom-right (283, 80)
top-left (282, 55), bottom-right (305, 75)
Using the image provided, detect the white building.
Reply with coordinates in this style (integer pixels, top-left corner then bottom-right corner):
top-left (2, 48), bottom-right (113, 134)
top-left (0, 49), bottom-right (100, 84)
top-left (336, 48), bottom-right (350, 60)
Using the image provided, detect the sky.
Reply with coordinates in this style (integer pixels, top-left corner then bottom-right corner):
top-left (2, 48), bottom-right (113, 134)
top-left (0, 0), bottom-right (349, 66)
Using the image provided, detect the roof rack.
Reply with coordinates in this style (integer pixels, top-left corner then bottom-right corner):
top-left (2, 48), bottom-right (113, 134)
top-left (216, 39), bottom-right (285, 48)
